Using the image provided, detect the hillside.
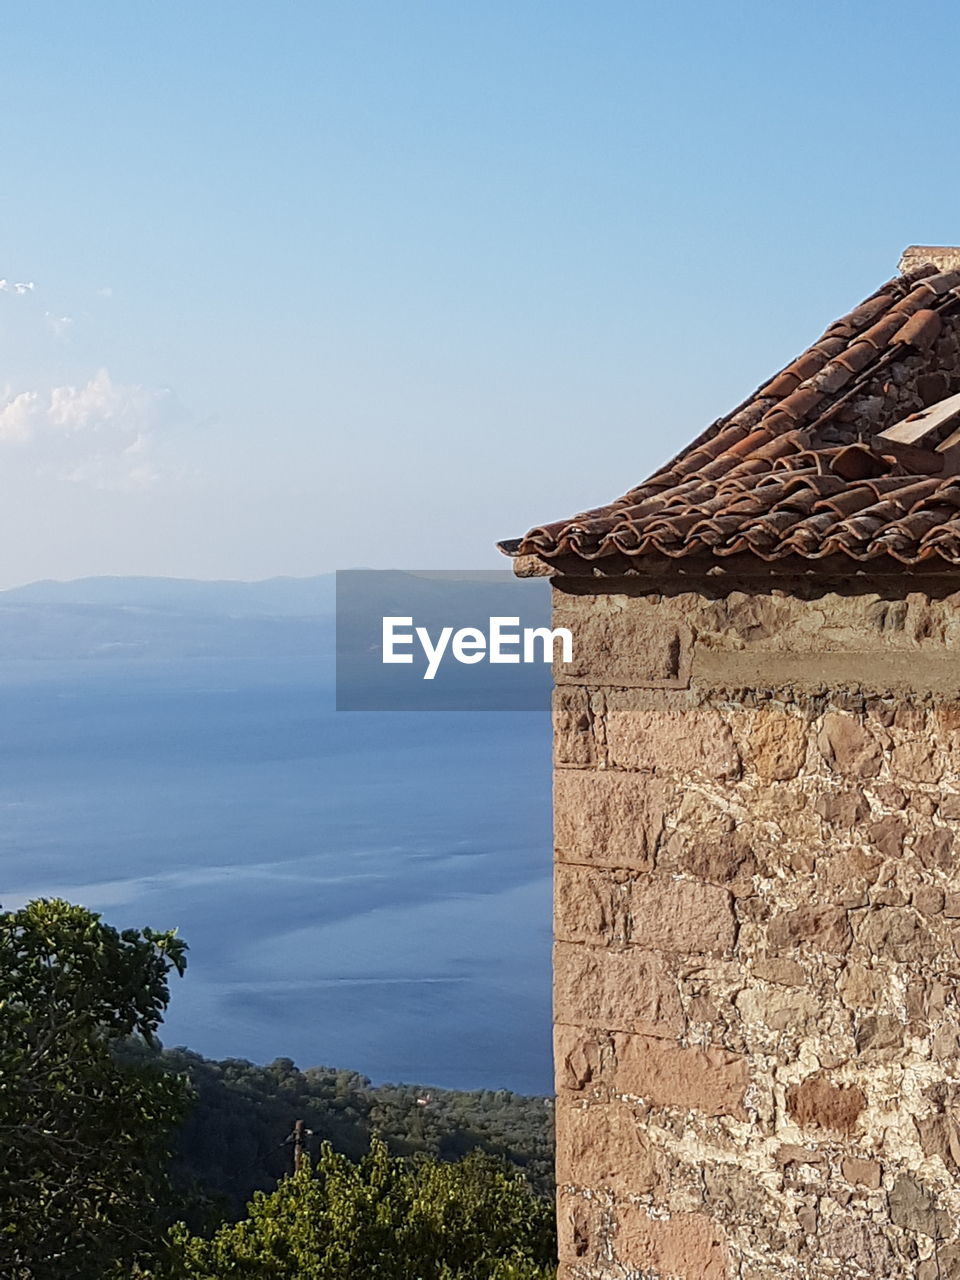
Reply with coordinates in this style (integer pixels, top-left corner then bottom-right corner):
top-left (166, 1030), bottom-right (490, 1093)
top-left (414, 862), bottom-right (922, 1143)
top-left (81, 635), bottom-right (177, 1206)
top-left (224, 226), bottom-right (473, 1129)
top-left (144, 1046), bottom-right (554, 1219)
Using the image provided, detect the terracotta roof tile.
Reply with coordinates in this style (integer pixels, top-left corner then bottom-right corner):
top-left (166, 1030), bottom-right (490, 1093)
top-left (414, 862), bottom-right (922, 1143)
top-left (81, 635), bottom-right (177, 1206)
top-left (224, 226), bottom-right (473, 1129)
top-left (893, 309), bottom-right (942, 349)
top-left (759, 370), bottom-right (802, 398)
top-left (834, 341), bottom-right (877, 374)
top-left (857, 313), bottom-right (909, 349)
top-left (500, 253), bottom-right (960, 572)
top-left (812, 335), bottom-right (852, 359)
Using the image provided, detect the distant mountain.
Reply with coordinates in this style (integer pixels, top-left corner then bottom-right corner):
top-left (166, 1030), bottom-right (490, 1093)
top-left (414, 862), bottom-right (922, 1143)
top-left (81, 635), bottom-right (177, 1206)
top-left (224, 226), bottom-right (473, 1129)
top-left (0, 575), bottom-right (337, 663)
top-left (0, 572), bottom-right (551, 668)
top-left (0, 574), bottom-right (337, 617)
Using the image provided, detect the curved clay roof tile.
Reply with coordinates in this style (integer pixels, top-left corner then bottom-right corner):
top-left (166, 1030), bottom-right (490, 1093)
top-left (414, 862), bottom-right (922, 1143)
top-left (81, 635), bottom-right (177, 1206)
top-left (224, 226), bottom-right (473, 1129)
top-left (502, 260), bottom-right (960, 571)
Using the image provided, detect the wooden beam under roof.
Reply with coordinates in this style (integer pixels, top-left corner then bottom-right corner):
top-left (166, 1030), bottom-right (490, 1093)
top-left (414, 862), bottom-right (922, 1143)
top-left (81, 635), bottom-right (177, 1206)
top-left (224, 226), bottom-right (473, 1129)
top-left (876, 390), bottom-right (960, 447)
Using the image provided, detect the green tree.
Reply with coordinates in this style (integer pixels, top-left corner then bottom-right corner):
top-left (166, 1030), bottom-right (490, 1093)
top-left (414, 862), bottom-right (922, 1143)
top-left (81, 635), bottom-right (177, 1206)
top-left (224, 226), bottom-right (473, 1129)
top-left (155, 1047), bottom-right (554, 1218)
top-left (162, 1138), bottom-right (556, 1280)
top-left (0, 898), bottom-right (190, 1280)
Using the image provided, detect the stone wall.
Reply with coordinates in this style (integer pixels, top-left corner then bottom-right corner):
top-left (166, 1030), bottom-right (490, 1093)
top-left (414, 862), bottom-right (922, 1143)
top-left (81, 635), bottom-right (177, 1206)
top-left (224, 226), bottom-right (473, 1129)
top-left (552, 575), bottom-right (960, 1279)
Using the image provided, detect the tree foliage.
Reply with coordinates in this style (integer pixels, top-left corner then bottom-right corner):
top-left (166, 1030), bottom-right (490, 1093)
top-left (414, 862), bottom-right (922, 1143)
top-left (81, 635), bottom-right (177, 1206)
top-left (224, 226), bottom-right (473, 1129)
top-left (143, 1047), bottom-right (553, 1219)
top-left (160, 1139), bottom-right (556, 1280)
top-left (0, 899), bottom-right (557, 1279)
top-left (0, 898), bottom-right (191, 1280)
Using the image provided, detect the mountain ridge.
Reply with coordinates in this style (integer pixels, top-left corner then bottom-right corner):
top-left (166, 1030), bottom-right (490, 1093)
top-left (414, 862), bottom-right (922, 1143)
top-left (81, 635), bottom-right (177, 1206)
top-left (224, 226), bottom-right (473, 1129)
top-left (0, 574), bottom-right (338, 617)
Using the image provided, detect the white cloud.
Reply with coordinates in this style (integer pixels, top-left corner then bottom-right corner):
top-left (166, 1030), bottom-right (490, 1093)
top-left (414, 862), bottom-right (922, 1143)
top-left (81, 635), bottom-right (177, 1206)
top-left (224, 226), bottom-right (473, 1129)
top-left (0, 280), bottom-right (35, 295)
top-left (44, 311), bottom-right (74, 337)
top-left (0, 369), bottom-right (186, 490)
top-left (0, 389), bottom-right (40, 442)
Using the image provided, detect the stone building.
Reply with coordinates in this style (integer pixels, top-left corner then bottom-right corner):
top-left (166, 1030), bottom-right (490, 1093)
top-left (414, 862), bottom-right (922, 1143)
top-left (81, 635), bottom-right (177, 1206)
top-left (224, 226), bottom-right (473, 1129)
top-left (500, 248), bottom-right (960, 1279)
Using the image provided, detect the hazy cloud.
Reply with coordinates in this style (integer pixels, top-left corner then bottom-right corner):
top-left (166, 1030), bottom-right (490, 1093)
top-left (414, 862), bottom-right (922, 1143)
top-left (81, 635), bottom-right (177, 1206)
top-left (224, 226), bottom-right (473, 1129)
top-left (44, 311), bottom-right (74, 337)
top-left (0, 369), bottom-right (186, 489)
top-left (0, 279), bottom-right (35, 295)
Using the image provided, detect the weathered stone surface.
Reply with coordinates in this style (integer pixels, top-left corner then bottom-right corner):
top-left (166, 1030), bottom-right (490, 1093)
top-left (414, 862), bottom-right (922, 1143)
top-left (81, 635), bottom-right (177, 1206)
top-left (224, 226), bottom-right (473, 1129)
top-left (776, 1144), bottom-right (824, 1165)
top-left (918, 1108), bottom-right (960, 1173)
top-left (703, 1163), bottom-right (779, 1228)
top-left (632, 876), bottom-right (736, 954)
top-left (675, 789), bottom-right (737, 840)
top-left (554, 865), bottom-right (736, 954)
top-left (914, 883), bottom-right (945, 915)
top-left (768, 904), bottom-right (852, 955)
top-left (555, 1100), bottom-right (657, 1195)
top-left (554, 864), bottom-right (633, 947)
top-left (915, 826), bottom-right (955, 871)
top-left (871, 885), bottom-right (907, 906)
top-left (915, 791), bottom-right (939, 817)
top-left (659, 827), bottom-right (755, 888)
top-left (932, 1019), bottom-right (960, 1061)
top-left (892, 737), bottom-right (941, 783)
top-left (817, 711), bottom-right (882, 778)
top-left (747, 782), bottom-right (818, 834)
top-left (786, 1075), bottom-right (866, 1134)
top-left (855, 906), bottom-right (929, 963)
top-left (874, 782), bottom-right (906, 807)
top-left (553, 686), bottom-right (595, 766)
top-left (553, 592), bottom-right (692, 688)
top-left (817, 788), bottom-right (870, 825)
top-left (894, 704), bottom-right (926, 731)
top-left (554, 769), bottom-right (671, 869)
top-left (908, 977), bottom-right (948, 1021)
top-left (604, 707), bottom-right (741, 778)
top-left (937, 702), bottom-right (960, 732)
top-left (752, 957), bottom-right (805, 986)
top-left (854, 1013), bottom-right (903, 1052)
top-left (611, 1032), bottom-right (749, 1119)
top-left (748, 710), bottom-right (808, 780)
top-left (550, 581), bottom-right (960, 1278)
top-left (838, 961), bottom-right (886, 1010)
top-left (822, 846), bottom-right (881, 908)
top-left (841, 1156), bottom-right (882, 1188)
top-left (554, 1024), bottom-right (610, 1093)
top-left (930, 1245), bottom-right (960, 1280)
top-left (557, 1194), bottom-right (728, 1278)
top-left (796, 1203), bottom-right (818, 1235)
top-left (735, 984), bottom-right (818, 1036)
top-left (867, 812), bottom-right (908, 857)
top-left (556, 1192), bottom-right (592, 1264)
top-left (888, 1173), bottom-right (948, 1239)
top-left (554, 941), bottom-right (684, 1037)
top-left (611, 1200), bottom-right (728, 1278)
top-left (820, 1220), bottom-right (895, 1273)
top-left (555, 1022), bottom-right (749, 1120)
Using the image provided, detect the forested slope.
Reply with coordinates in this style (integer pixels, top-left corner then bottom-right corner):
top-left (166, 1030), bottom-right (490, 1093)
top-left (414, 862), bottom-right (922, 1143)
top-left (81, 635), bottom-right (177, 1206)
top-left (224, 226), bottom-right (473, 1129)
top-left (148, 1047), bottom-right (554, 1217)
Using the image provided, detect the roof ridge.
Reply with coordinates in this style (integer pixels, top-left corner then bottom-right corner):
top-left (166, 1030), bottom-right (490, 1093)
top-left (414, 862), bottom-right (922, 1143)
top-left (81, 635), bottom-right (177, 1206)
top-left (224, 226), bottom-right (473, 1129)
top-left (501, 257), bottom-right (960, 572)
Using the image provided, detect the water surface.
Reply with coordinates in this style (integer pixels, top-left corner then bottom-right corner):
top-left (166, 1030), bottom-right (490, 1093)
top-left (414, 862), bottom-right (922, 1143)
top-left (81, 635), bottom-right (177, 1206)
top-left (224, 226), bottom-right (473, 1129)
top-left (0, 657), bottom-right (553, 1093)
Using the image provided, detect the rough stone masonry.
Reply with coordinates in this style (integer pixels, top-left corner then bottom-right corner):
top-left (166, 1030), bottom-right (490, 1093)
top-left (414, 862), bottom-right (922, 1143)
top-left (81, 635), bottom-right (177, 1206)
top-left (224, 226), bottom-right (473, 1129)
top-left (551, 573), bottom-right (960, 1280)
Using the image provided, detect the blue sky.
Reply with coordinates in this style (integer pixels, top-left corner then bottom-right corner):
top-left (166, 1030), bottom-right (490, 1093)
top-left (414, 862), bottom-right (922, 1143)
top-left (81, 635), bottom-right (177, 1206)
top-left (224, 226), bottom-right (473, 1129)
top-left (1, 1), bottom-right (959, 586)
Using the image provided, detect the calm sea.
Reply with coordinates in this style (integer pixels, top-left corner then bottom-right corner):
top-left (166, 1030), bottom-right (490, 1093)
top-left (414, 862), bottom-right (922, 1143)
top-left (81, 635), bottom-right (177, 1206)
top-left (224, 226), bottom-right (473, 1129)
top-left (0, 657), bottom-right (553, 1094)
